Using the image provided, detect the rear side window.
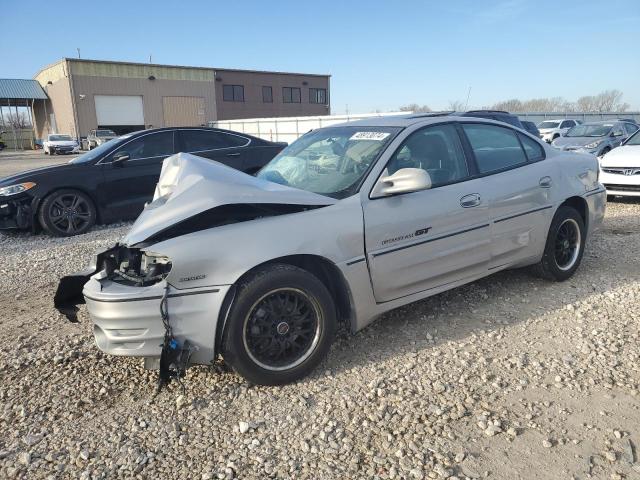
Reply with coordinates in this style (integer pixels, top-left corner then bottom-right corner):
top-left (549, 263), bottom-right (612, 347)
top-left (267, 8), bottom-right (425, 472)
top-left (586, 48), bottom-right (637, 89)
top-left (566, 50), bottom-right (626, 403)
top-left (462, 124), bottom-right (527, 174)
top-left (386, 124), bottom-right (469, 187)
top-left (179, 130), bottom-right (249, 151)
top-left (518, 133), bottom-right (545, 162)
top-left (625, 123), bottom-right (638, 135)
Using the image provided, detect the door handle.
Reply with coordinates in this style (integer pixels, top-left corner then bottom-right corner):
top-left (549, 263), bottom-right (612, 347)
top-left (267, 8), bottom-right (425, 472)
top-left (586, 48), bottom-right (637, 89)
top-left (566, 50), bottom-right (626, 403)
top-left (539, 176), bottom-right (552, 188)
top-left (460, 193), bottom-right (481, 208)
top-left (226, 152), bottom-right (241, 157)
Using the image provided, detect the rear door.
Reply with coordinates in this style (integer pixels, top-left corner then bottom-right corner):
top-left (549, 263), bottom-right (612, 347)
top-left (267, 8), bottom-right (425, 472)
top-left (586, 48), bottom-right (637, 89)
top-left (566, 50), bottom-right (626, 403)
top-left (176, 129), bottom-right (252, 171)
top-left (363, 123), bottom-right (491, 303)
top-left (99, 130), bottom-right (176, 221)
top-left (460, 123), bottom-right (554, 268)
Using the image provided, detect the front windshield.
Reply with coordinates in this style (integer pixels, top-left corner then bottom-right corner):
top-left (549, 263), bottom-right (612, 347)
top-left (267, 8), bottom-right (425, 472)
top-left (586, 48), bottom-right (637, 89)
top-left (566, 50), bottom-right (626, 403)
top-left (49, 135), bottom-right (73, 141)
top-left (565, 124), bottom-right (612, 138)
top-left (538, 121), bottom-right (560, 129)
top-left (96, 129), bottom-right (116, 137)
top-left (626, 130), bottom-right (640, 146)
top-left (70, 133), bottom-right (132, 164)
top-left (257, 126), bottom-right (400, 198)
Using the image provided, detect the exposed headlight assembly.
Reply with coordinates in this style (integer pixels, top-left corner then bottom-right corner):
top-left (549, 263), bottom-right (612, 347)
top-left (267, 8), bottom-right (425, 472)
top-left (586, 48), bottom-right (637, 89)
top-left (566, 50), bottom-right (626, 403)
top-left (584, 140), bottom-right (603, 149)
top-left (0, 182), bottom-right (36, 196)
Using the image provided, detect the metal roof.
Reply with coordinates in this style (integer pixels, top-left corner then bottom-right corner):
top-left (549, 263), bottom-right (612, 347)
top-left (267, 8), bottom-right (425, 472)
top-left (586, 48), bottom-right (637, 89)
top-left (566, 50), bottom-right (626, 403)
top-left (0, 79), bottom-right (48, 101)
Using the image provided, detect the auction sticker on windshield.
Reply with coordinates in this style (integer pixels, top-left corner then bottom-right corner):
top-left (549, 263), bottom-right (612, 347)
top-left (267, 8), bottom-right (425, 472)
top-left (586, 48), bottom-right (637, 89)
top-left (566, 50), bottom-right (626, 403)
top-left (349, 132), bottom-right (391, 141)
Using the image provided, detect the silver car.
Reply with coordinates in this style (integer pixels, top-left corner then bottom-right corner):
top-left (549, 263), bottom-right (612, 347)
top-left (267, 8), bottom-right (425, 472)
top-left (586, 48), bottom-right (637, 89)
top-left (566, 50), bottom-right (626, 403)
top-left (552, 120), bottom-right (638, 157)
top-left (55, 115), bottom-right (606, 385)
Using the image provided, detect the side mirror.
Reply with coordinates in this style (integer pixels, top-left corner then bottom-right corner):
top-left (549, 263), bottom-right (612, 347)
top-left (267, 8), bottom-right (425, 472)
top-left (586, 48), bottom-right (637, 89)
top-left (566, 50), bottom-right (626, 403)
top-left (112, 152), bottom-right (130, 166)
top-left (371, 168), bottom-right (432, 198)
top-left (611, 131), bottom-right (622, 137)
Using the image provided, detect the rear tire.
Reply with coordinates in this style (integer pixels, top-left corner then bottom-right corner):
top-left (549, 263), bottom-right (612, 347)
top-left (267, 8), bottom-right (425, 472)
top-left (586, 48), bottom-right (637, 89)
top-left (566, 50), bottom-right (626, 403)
top-left (38, 189), bottom-right (97, 237)
top-left (222, 264), bottom-right (336, 385)
top-left (532, 206), bottom-right (585, 281)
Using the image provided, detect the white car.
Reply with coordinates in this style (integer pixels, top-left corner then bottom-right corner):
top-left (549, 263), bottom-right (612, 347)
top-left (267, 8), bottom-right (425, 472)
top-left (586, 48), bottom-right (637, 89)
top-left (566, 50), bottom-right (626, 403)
top-left (537, 119), bottom-right (581, 143)
top-left (599, 129), bottom-right (640, 196)
top-left (43, 134), bottom-right (80, 155)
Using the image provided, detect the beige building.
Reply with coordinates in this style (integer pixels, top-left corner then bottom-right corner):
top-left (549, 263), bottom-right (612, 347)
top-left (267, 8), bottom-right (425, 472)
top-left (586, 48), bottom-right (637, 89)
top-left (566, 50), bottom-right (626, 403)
top-left (33, 58), bottom-right (330, 139)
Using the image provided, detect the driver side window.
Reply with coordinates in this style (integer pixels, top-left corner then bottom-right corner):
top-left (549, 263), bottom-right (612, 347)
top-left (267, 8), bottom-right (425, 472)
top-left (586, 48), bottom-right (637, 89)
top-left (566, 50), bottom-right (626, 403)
top-left (110, 131), bottom-right (174, 162)
top-left (386, 124), bottom-right (469, 188)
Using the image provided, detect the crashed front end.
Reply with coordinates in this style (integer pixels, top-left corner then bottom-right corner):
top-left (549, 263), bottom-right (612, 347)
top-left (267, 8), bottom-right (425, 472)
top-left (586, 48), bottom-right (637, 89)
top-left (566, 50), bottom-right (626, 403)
top-left (54, 152), bottom-right (334, 369)
top-left (55, 242), bottom-right (228, 366)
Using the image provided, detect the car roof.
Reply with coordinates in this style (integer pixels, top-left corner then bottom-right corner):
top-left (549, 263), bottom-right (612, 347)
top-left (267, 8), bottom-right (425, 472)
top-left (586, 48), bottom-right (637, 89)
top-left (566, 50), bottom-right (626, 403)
top-left (123, 126), bottom-right (270, 142)
top-left (332, 112), bottom-right (524, 129)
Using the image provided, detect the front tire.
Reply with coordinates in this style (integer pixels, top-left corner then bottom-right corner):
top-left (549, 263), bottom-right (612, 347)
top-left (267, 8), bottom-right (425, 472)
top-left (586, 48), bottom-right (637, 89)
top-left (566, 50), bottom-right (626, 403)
top-left (532, 206), bottom-right (585, 281)
top-left (38, 189), bottom-right (97, 236)
top-left (222, 264), bottom-right (336, 385)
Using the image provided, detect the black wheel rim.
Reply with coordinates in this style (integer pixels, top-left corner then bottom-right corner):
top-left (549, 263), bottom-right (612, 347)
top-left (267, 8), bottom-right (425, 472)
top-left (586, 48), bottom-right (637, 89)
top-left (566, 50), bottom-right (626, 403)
top-left (554, 218), bottom-right (581, 271)
top-left (243, 288), bottom-right (321, 371)
top-left (48, 193), bottom-right (92, 234)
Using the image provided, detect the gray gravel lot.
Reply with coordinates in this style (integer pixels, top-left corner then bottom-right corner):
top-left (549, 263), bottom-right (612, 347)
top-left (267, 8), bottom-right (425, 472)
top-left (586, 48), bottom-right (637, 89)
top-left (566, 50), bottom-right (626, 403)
top-left (0, 200), bottom-right (639, 479)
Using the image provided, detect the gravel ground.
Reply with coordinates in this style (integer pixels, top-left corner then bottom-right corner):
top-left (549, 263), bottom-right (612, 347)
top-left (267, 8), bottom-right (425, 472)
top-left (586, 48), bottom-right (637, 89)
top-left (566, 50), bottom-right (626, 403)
top-left (1, 200), bottom-right (640, 479)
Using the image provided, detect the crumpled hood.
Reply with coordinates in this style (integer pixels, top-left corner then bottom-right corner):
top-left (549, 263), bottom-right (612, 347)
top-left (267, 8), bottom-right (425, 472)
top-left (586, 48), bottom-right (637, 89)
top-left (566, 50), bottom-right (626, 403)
top-left (123, 152), bottom-right (336, 246)
top-left (600, 145), bottom-right (640, 167)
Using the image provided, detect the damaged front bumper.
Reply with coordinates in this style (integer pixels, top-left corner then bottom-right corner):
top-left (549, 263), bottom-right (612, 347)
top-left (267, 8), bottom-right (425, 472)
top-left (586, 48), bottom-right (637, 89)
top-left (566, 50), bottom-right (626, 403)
top-left (0, 196), bottom-right (36, 230)
top-left (54, 244), bottom-right (229, 365)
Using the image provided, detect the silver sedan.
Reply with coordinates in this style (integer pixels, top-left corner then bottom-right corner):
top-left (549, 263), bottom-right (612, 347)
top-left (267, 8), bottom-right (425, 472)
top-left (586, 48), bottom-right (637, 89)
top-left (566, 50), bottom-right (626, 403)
top-left (56, 114), bottom-right (606, 385)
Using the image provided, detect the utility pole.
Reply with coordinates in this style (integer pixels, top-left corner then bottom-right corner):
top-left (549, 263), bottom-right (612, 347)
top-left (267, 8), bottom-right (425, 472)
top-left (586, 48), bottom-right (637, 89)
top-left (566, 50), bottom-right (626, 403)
top-left (465, 86), bottom-right (472, 111)
top-left (77, 48), bottom-right (81, 59)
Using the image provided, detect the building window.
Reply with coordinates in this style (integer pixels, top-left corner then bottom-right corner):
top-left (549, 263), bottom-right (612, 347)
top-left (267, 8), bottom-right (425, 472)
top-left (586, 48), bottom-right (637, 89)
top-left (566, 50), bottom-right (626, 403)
top-left (283, 87), bottom-right (301, 103)
top-left (223, 84), bottom-right (244, 102)
top-left (309, 88), bottom-right (327, 104)
top-left (262, 86), bottom-right (273, 103)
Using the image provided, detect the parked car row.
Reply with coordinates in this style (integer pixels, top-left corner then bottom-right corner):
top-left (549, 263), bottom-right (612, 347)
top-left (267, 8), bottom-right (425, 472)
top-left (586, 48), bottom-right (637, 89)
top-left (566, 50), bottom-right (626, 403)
top-left (52, 113), bottom-right (606, 385)
top-left (551, 120), bottom-right (639, 157)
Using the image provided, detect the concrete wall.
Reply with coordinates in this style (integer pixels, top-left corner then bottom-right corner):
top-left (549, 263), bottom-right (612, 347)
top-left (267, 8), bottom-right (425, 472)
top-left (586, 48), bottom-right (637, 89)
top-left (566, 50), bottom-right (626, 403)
top-left (71, 75), bottom-right (217, 136)
top-left (214, 69), bottom-right (330, 120)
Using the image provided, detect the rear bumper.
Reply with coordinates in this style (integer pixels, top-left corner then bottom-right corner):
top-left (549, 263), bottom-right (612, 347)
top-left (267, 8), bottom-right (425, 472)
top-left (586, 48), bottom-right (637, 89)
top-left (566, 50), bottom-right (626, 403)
top-left (584, 187), bottom-right (607, 239)
top-left (82, 277), bottom-right (230, 365)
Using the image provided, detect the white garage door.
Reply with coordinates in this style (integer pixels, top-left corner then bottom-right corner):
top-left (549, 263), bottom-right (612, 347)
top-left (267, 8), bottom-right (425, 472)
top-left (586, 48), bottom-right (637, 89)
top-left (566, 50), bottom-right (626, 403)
top-left (94, 95), bottom-right (144, 125)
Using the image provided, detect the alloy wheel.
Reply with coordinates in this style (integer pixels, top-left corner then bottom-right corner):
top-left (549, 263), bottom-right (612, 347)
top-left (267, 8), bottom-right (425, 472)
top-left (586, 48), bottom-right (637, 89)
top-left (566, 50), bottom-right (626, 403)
top-left (243, 288), bottom-right (321, 371)
top-left (48, 193), bottom-right (93, 234)
top-left (554, 218), bottom-right (581, 271)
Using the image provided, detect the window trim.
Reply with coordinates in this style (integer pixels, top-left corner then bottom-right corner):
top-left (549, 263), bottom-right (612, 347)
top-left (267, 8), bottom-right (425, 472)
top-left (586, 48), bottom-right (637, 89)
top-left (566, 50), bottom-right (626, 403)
top-left (309, 87), bottom-right (327, 104)
top-left (262, 85), bottom-right (273, 103)
top-left (458, 122), bottom-right (547, 178)
top-left (368, 121), bottom-right (476, 199)
top-left (97, 130), bottom-right (176, 165)
top-left (223, 84), bottom-right (245, 102)
top-left (176, 128), bottom-right (251, 154)
top-left (283, 86), bottom-right (301, 103)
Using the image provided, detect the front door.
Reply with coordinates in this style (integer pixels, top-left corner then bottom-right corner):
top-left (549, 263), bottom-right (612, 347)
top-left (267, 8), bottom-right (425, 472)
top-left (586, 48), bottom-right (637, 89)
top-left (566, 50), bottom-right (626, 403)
top-left (363, 123), bottom-right (491, 303)
top-left (99, 130), bottom-right (176, 222)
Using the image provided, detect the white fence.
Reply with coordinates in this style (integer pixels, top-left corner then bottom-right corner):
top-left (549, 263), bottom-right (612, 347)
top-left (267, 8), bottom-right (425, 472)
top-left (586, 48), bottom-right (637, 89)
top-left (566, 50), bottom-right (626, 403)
top-left (211, 111), bottom-right (640, 144)
top-left (210, 112), bottom-right (408, 144)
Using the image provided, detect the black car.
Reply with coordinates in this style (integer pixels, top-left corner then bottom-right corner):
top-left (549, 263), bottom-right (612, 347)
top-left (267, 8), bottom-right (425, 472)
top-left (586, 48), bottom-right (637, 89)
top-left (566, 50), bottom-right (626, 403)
top-left (520, 120), bottom-right (540, 137)
top-left (0, 127), bottom-right (286, 236)
top-left (461, 110), bottom-right (524, 129)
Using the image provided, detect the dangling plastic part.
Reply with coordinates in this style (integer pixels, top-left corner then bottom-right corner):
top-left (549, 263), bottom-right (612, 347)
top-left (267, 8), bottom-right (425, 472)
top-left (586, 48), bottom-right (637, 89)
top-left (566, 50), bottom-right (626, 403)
top-left (155, 285), bottom-right (197, 396)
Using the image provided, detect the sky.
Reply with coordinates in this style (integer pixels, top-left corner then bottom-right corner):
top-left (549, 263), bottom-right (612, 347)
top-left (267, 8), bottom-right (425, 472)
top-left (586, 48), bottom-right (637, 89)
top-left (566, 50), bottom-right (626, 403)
top-left (1, 0), bottom-right (639, 114)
